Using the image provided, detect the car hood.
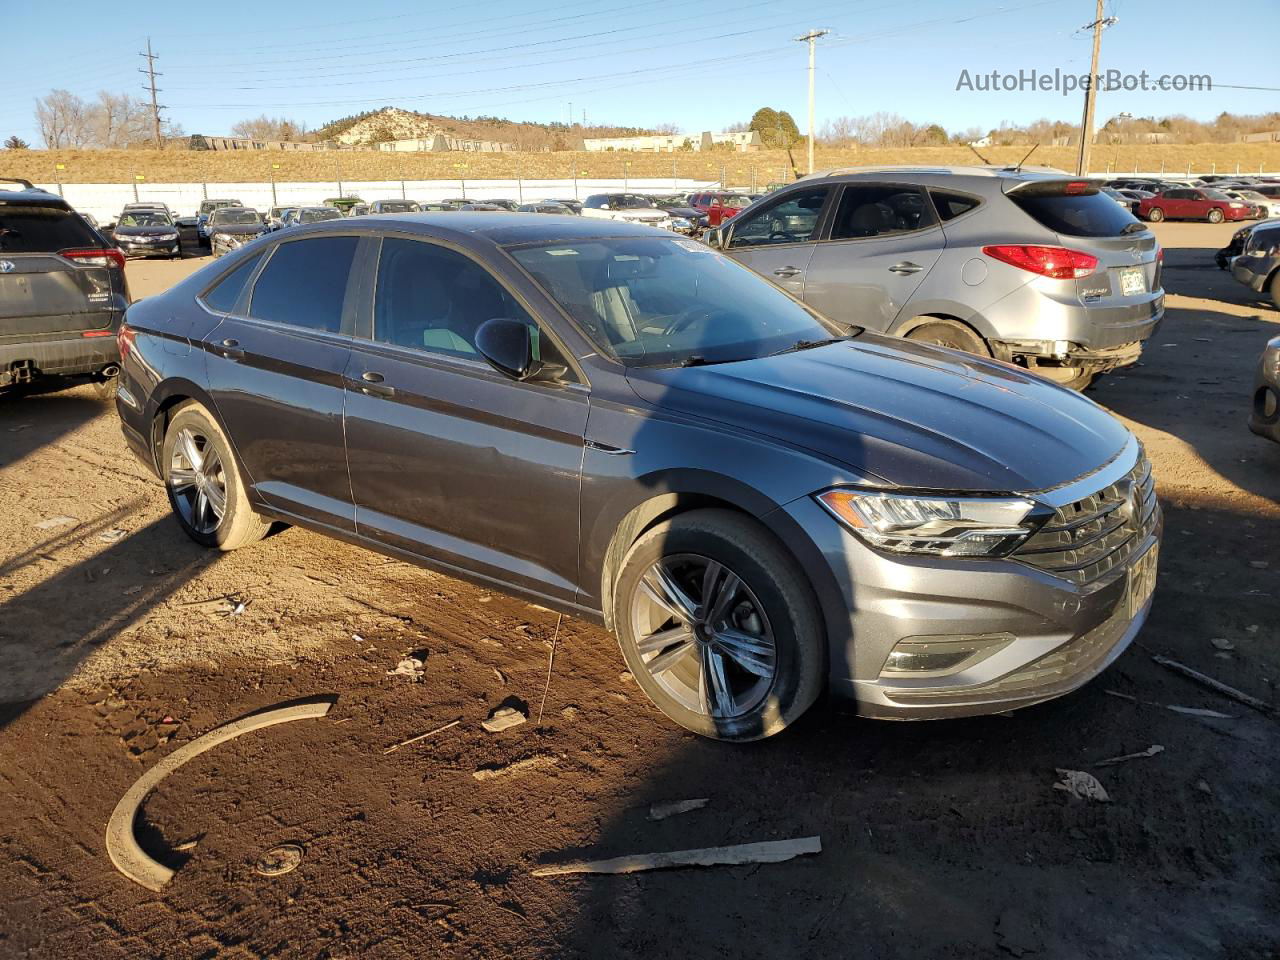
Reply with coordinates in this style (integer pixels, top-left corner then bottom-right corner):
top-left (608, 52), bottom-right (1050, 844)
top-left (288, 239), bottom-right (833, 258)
top-left (624, 334), bottom-right (1130, 493)
top-left (616, 209), bottom-right (669, 220)
top-left (660, 206), bottom-right (703, 219)
top-left (114, 225), bottom-right (176, 236)
top-left (211, 225), bottom-right (266, 236)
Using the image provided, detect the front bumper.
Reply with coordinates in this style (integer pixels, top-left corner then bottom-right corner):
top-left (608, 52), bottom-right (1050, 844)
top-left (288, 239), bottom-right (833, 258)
top-left (783, 447), bottom-right (1162, 719)
top-left (1232, 254), bottom-right (1276, 294)
top-left (118, 238), bottom-right (180, 258)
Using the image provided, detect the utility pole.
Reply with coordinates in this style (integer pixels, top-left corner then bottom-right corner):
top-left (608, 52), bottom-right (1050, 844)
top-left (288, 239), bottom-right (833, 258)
top-left (795, 29), bottom-right (828, 175)
top-left (1075, 3), bottom-right (1117, 176)
top-left (139, 37), bottom-right (164, 150)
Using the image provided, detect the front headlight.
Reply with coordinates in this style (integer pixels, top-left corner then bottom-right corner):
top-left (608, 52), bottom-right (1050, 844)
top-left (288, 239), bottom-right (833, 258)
top-left (815, 489), bottom-right (1042, 557)
top-left (1229, 203), bottom-right (1244, 208)
top-left (671, 217), bottom-right (692, 229)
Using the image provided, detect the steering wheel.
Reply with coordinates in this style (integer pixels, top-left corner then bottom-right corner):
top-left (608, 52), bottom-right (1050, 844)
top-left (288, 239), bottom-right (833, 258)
top-left (663, 305), bottom-right (732, 337)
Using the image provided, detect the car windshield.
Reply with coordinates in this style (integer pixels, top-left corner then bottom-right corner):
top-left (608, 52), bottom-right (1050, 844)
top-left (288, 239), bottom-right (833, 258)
top-left (212, 210), bottom-right (261, 225)
top-left (616, 195), bottom-right (655, 209)
top-left (1237, 191), bottom-right (1265, 201)
top-left (119, 211), bottom-right (172, 227)
top-left (202, 201), bottom-right (238, 213)
top-left (510, 236), bottom-right (846, 367)
top-left (1202, 189), bottom-right (1232, 201)
top-left (302, 209), bottom-right (343, 221)
top-left (378, 201), bottom-right (419, 213)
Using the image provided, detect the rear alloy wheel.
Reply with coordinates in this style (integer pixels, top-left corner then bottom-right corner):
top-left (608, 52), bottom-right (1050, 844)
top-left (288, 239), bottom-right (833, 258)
top-left (1207, 207), bottom-right (1224, 224)
top-left (904, 318), bottom-right (990, 357)
top-left (613, 509), bottom-right (823, 741)
top-left (1147, 207), bottom-right (1165, 223)
top-left (161, 402), bottom-right (270, 550)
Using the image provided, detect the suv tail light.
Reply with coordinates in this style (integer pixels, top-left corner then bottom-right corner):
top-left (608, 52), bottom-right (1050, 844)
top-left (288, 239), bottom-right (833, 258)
top-left (61, 247), bottom-right (126, 270)
top-left (981, 244), bottom-right (1098, 279)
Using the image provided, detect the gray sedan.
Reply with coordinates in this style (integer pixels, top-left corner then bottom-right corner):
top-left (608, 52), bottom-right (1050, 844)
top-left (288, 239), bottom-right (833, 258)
top-left (114, 214), bottom-right (1160, 740)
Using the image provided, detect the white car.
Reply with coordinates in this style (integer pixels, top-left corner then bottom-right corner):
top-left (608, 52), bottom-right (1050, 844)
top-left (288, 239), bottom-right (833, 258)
top-left (579, 193), bottom-right (676, 230)
top-left (1231, 190), bottom-right (1280, 219)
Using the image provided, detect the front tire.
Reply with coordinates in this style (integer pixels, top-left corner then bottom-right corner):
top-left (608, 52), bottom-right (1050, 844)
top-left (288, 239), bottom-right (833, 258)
top-left (1207, 207), bottom-right (1224, 224)
top-left (612, 509), bottom-right (824, 741)
top-left (161, 402), bottom-right (269, 550)
top-left (1146, 207), bottom-right (1165, 223)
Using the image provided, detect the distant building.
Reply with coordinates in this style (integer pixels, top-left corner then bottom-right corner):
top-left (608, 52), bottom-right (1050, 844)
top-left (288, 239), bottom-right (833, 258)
top-left (582, 130), bottom-right (762, 152)
top-left (377, 135), bottom-right (514, 153)
top-left (1240, 130), bottom-right (1280, 143)
top-left (968, 136), bottom-right (993, 148)
top-left (187, 135), bottom-right (369, 152)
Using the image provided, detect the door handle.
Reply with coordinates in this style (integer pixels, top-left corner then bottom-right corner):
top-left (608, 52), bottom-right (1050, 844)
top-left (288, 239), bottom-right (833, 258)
top-left (216, 338), bottom-right (244, 359)
top-left (888, 261), bottom-right (923, 275)
top-left (773, 266), bottom-right (802, 278)
top-left (358, 371), bottom-right (395, 398)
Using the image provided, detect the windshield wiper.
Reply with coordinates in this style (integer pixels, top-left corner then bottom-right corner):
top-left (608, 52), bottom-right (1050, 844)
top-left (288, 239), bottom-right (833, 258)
top-left (768, 337), bottom-right (847, 357)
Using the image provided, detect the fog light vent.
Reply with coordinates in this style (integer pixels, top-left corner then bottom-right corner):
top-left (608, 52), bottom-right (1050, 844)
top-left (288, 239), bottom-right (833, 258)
top-left (880, 633), bottom-right (1015, 679)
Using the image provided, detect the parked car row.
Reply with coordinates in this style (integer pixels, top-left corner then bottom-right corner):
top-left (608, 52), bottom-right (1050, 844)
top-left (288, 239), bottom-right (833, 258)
top-left (1102, 175), bottom-right (1280, 224)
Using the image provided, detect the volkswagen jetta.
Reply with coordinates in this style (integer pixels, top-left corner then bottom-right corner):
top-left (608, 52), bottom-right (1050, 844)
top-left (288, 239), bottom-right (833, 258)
top-left (115, 214), bottom-right (1161, 740)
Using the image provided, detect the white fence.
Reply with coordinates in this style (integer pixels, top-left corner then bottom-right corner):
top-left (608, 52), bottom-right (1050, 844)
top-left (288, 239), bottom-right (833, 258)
top-left (34, 178), bottom-right (723, 222)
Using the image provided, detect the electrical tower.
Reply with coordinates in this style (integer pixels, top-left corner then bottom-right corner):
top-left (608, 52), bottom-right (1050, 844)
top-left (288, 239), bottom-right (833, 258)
top-left (139, 38), bottom-right (165, 150)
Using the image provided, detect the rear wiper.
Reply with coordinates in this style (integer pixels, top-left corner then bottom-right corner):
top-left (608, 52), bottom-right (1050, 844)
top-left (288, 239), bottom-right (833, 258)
top-left (769, 337), bottom-right (847, 357)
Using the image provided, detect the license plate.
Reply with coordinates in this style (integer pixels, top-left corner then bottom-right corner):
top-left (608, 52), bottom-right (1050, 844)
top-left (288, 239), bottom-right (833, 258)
top-left (1125, 543), bottom-right (1159, 619)
top-left (1119, 267), bottom-right (1146, 296)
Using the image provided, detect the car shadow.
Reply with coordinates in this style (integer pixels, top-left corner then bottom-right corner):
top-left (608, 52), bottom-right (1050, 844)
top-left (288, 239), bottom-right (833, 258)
top-left (0, 514), bottom-right (220, 730)
top-left (0, 387), bottom-right (110, 469)
top-left (547, 496), bottom-right (1279, 959)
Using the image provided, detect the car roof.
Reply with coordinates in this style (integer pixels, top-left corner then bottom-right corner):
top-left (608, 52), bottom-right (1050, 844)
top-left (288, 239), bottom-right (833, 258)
top-left (287, 211), bottom-right (673, 245)
top-left (0, 182), bottom-right (70, 208)
top-left (801, 164), bottom-right (1073, 187)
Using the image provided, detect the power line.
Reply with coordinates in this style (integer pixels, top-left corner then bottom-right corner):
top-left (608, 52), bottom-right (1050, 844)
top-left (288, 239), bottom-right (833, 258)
top-left (138, 37), bottom-right (165, 150)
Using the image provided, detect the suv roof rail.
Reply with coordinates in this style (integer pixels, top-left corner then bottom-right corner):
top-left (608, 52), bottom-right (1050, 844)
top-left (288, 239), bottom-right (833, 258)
top-left (804, 164), bottom-right (1070, 180)
top-left (0, 177), bottom-right (36, 190)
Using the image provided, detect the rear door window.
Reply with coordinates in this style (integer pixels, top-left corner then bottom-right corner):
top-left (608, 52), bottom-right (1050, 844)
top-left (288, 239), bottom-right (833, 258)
top-left (0, 205), bottom-right (101, 253)
top-left (1009, 183), bottom-right (1140, 237)
top-left (249, 236), bottom-right (359, 333)
top-left (829, 185), bottom-right (937, 239)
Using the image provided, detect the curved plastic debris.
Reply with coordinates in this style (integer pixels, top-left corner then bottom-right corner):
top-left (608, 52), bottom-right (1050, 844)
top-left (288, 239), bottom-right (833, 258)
top-left (105, 699), bottom-right (333, 891)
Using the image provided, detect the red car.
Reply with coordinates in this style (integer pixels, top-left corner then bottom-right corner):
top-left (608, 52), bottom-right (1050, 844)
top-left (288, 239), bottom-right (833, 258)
top-left (1138, 188), bottom-right (1251, 224)
top-left (688, 191), bottom-right (756, 227)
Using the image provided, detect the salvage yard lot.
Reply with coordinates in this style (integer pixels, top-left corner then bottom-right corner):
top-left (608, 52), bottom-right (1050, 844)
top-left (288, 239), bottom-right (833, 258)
top-left (1, 222), bottom-right (1278, 959)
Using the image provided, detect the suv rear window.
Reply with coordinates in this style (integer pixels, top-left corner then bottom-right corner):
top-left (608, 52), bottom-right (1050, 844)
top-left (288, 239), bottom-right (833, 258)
top-left (0, 205), bottom-right (101, 253)
top-left (1009, 182), bottom-right (1141, 237)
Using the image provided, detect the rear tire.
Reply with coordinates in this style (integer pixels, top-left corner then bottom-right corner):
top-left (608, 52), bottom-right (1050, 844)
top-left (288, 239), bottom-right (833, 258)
top-left (1033, 365), bottom-right (1095, 391)
top-left (1207, 207), bottom-right (1224, 224)
top-left (161, 402), bottom-right (269, 551)
top-left (1147, 207), bottom-right (1165, 223)
top-left (612, 509), bottom-right (824, 741)
top-left (904, 317), bottom-right (990, 357)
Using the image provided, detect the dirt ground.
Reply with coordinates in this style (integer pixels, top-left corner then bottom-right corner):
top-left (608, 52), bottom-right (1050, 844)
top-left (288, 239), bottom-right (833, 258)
top-left (1, 227), bottom-right (1277, 960)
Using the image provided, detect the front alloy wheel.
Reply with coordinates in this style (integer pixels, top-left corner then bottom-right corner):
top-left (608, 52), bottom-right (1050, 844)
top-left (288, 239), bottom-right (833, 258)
top-left (630, 554), bottom-right (777, 719)
top-left (613, 509), bottom-right (823, 741)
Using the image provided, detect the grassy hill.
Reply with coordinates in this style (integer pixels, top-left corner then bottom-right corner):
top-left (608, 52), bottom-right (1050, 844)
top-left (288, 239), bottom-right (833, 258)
top-left (8, 143), bottom-right (1277, 185)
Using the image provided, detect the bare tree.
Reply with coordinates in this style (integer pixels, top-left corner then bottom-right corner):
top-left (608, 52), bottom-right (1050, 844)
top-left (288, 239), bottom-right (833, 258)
top-left (35, 90), bottom-right (92, 148)
top-left (230, 115), bottom-right (309, 142)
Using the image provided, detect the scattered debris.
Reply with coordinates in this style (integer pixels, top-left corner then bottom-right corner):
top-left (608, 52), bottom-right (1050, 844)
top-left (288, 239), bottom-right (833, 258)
top-left (532, 835), bottom-right (822, 877)
top-left (1096, 744), bottom-right (1164, 767)
top-left (1210, 638), bottom-right (1235, 651)
top-left (1053, 769), bottom-right (1111, 803)
top-left (224, 598), bottom-right (250, 618)
top-left (34, 515), bottom-right (78, 530)
top-left (1166, 705), bottom-right (1235, 719)
top-left (1195, 779), bottom-right (1213, 796)
top-left (559, 705), bottom-right (579, 720)
top-left (387, 655), bottom-right (426, 682)
top-left (493, 667), bottom-right (507, 686)
top-left (351, 633), bottom-right (365, 643)
top-left (122, 585), bottom-right (143, 596)
top-left (647, 798), bottom-right (710, 821)
top-left (8, 423), bottom-right (32, 432)
top-left (482, 705), bottom-right (528, 733)
top-left (172, 838), bottom-right (200, 852)
top-left (105, 698), bottom-right (334, 891)
top-left (473, 754), bottom-right (557, 781)
top-left (98, 528), bottom-right (127, 543)
top-left (1246, 624), bottom-right (1259, 635)
top-left (535, 613), bottom-right (564, 724)
top-left (1249, 560), bottom-right (1269, 569)
top-left (1151, 653), bottom-right (1273, 715)
top-left (255, 843), bottom-right (304, 877)
top-left (384, 718), bottom-right (460, 754)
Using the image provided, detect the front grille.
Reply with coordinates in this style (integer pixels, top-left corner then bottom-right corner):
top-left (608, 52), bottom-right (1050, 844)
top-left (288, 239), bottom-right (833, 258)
top-left (1013, 452), bottom-right (1157, 585)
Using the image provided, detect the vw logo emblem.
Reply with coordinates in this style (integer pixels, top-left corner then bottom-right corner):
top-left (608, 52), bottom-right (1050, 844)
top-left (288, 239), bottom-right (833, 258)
top-left (0, 260), bottom-right (15, 273)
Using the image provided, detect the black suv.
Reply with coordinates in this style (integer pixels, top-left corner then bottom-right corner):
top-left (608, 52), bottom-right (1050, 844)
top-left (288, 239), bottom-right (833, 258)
top-left (0, 178), bottom-right (129, 391)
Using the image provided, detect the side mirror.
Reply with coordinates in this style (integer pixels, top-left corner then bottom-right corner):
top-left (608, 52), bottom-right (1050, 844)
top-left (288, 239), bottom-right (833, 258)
top-left (475, 318), bottom-right (564, 382)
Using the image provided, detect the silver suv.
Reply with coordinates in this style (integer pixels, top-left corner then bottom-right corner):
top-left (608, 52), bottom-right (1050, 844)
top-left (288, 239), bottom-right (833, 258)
top-left (711, 166), bottom-right (1164, 389)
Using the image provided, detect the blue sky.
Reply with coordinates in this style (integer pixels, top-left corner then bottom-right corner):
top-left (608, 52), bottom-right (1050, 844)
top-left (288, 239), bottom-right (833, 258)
top-left (4, 0), bottom-right (1277, 145)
